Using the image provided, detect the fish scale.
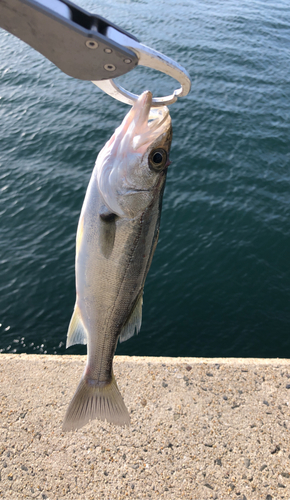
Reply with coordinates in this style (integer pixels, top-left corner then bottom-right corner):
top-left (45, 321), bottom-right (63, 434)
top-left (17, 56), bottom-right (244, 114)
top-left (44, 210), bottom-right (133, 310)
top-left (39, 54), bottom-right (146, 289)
top-left (63, 91), bottom-right (172, 431)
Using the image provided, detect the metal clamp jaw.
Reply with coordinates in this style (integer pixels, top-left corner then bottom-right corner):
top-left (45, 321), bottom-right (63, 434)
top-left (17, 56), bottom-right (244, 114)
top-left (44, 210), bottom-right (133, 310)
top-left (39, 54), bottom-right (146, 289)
top-left (93, 28), bottom-right (191, 107)
top-left (0, 0), bottom-right (191, 107)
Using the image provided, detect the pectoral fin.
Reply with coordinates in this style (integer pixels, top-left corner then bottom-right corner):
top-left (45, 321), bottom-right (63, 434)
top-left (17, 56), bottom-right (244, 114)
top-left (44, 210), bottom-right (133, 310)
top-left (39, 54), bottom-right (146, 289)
top-left (99, 206), bottom-right (117, 259)
top-left (66, 304), bottom-right (87, 348)
top-left (119, 290), bottom-right (143, 343)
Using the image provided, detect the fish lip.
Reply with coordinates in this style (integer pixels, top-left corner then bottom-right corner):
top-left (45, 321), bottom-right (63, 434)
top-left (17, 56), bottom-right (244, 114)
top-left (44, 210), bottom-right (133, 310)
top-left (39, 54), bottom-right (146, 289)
top-left (116, 187), bottom-right (151, 196)
top-left (126, 188), bottom-right (151, 194)
top-left (138, 90), bottom-right (152, 110)
top-left (130, 91), bottom-right (153, 131)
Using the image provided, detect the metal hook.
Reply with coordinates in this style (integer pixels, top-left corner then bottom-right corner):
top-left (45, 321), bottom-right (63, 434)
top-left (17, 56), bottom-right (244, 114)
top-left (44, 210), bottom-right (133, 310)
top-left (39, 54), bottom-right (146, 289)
top-left (92, 28), bottom-right (191, 107)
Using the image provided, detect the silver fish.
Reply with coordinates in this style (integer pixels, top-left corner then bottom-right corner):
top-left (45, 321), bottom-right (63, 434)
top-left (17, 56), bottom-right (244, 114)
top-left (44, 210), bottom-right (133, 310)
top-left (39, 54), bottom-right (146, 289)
top-left (63, 91), bottom-right (172, 431)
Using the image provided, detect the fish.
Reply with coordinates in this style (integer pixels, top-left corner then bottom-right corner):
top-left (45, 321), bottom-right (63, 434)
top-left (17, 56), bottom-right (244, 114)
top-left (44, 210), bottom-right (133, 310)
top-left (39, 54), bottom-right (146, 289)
top-left (63, 91), bottom-right (172, 431)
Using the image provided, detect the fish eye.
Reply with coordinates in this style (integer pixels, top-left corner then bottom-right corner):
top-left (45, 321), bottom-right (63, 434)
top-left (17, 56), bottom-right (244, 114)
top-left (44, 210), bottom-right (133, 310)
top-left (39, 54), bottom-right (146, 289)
top-left (149, 148), bottom-right (167, 171)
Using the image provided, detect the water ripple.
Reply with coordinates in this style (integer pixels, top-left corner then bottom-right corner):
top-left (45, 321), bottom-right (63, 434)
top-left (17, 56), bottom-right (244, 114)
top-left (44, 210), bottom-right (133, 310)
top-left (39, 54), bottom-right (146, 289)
top-left (1, 0), bottom-right (290, 357)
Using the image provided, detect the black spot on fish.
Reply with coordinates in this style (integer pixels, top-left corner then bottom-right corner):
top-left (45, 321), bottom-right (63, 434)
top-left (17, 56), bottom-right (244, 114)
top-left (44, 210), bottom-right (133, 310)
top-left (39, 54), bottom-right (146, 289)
top-left (100, 211), bottom-right (117, 223)
top-left (99, 206), bottom-right (117, 258)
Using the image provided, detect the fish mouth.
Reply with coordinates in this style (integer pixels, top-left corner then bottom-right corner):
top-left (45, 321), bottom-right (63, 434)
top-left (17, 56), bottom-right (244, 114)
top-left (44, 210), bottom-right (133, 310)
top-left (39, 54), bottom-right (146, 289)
top-left (113, 91), bottom-right (172, 156)
top-left (132, 92), bottom-right (171, 154)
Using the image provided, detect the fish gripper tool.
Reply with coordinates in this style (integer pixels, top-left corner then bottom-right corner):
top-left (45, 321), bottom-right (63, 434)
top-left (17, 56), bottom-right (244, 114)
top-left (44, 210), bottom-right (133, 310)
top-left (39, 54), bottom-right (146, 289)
top-left (0, 0), bottom-right (191, 106)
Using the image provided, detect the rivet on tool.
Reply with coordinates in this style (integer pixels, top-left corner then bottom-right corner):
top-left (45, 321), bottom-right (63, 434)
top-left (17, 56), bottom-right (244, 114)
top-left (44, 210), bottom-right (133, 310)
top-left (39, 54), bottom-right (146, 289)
top-left (124, 58), bottom-right (132, 64)
top-left (86, 40), bottom-right (99, 49)
top-left (104, 64), bottom-right (116, 72)
top-left (104, 48), bottom-right (112, 54)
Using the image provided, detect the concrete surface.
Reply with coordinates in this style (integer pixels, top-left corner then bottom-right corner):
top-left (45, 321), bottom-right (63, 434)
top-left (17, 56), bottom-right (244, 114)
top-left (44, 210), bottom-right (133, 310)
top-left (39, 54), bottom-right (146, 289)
top-left (1, 354), bottom-right (290, 499)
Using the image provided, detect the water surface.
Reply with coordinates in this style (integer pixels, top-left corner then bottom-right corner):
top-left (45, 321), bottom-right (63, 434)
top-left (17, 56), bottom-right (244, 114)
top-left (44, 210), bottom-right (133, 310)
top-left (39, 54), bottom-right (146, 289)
top-left (0, 0), bottom-right (289, 358)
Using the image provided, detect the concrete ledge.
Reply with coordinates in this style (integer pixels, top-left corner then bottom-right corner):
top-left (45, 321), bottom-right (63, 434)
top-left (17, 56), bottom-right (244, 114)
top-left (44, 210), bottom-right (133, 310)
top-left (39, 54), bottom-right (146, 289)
top-left (1, 354), bottom-right (290, 499)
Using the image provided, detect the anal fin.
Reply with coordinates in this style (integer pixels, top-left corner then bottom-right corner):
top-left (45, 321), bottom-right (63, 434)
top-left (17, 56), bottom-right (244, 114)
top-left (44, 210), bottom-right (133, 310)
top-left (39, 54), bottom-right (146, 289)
top-left (119, 289), bottom-right (143, 343)
top-left (66, 304), bottom-right (87, 348)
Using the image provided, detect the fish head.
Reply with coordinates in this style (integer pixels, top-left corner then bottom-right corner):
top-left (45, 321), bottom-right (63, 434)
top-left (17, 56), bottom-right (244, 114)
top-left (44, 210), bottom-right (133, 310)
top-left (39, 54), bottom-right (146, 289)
top-left (96, 91), bottom-right (172, 217)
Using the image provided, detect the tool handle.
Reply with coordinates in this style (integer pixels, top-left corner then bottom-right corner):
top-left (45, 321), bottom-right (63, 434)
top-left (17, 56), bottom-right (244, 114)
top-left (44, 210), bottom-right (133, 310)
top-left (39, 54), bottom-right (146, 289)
top-left (0, 0), bottom-right (139, 80)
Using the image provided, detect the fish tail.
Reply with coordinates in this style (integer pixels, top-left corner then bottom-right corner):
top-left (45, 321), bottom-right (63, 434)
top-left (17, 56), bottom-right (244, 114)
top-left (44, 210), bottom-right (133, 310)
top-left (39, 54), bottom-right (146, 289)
top-left (62, 373), bottom-right (130, 431)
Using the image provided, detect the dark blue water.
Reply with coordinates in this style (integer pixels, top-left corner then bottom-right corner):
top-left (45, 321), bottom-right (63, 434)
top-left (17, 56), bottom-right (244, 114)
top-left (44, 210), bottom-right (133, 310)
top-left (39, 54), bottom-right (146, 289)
top-left (1, 0), bottom-right (290, 358)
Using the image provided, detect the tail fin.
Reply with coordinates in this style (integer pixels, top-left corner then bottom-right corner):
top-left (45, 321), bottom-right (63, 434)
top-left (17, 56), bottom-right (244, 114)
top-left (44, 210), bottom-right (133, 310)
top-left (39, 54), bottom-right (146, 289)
top-left (62, 373), bottom-right (130, 431)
